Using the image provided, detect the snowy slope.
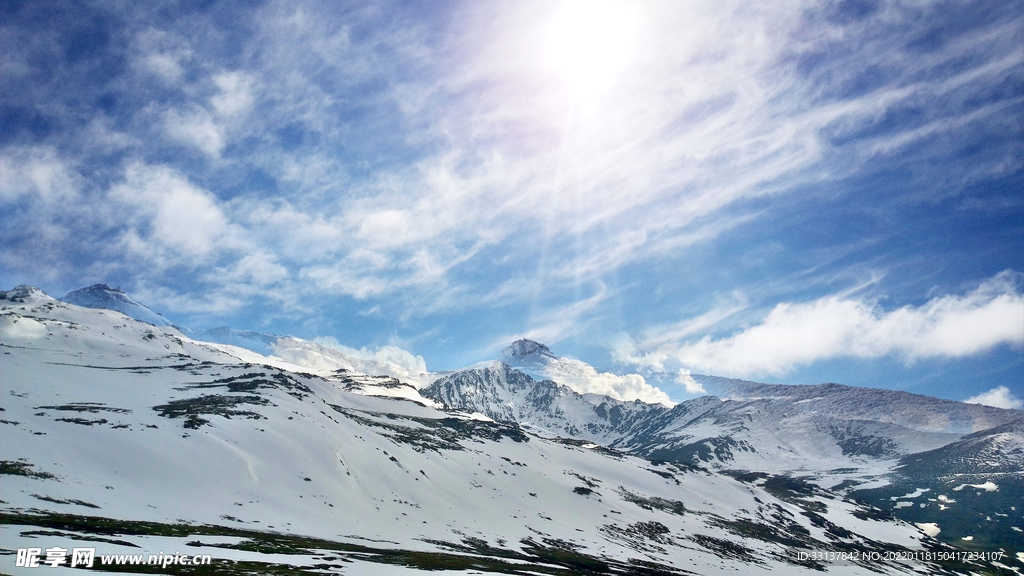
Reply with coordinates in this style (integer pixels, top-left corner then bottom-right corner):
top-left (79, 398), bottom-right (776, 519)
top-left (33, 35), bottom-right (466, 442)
top-left (3, 286), bottom-right (997, 575)
top-left (849, 418), bottom-right (1024, 554)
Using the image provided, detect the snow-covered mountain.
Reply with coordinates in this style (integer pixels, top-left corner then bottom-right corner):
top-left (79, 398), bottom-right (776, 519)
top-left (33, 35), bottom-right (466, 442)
top-left (421, 361), bottom-right (665, 441)
top-left (6, 285), bottom-right (1012, 575)
top-left (420, 362), bottom-right (973, 478)
top-left (421, 340), bottom-right (1023, 561)
top-left (60, 284), bottom-right (174, 327)
top-left (499, 338), bottom-right (559, 367)
top-left (692, 375), bottom-right (1018, 435)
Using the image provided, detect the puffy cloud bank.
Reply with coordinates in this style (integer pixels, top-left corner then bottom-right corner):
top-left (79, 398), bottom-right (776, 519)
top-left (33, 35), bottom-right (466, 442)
top-left (270, 336), bottom-right (431, 387)
top-left (623, 272), bottom-right (1024, 378)
top-left (964, 386), bottom-right (1023, 410)
top-left (537, 356), bottom-right (674, 406)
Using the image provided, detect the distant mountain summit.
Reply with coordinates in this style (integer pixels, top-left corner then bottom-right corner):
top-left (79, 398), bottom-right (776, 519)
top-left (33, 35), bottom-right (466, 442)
top-left (421, 361), bottom-right (664, 440)
top-left (499, 338), bottom-right (557, 365)
top-left (498, 338), bottom-right (675, 405)
top-left (0, 285), bottom-right (50, 303)
top-left (61, 284), bottom-right (173, 327)
top-left (693, 375), bottom-right (1015, 435)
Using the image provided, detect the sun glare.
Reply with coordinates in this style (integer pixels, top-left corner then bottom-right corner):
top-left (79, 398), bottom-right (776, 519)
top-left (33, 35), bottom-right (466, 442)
top-left (544, 0), bottom-right (639, 98)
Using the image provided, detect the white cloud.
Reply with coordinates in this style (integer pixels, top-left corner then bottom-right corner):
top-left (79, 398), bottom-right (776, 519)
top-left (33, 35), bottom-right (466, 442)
top-left (209, 253), bottom-right (289, 287)
top-left (270, 336), bottom-right (431, 386)
top-left (964, 386), bottom-right (1023, 410)
top-left (109, 163), bottom-right (240, 262)
top-left (623, 272), bottom-right (1024, 377)
top-left (62, 0), bottom-right (1010, 326)
top-left (164, 108), bottom-right (224, 157)
top-left (211, 71), bottom-right (256, 117)
top-left (676, 369), bottom-right (706, 395)
top-left (133, 28), bottom-right (193, 84)
top-left (131, 284), bottom-right (244, 317)
top-left (4, 0), bottom-right (1021, 357)
top-left (536, 355), bottom-right (674, 406)
top-left (299, 265), bottom-right (390, 300)
top-left (0, 146), bottom-right (81, 204)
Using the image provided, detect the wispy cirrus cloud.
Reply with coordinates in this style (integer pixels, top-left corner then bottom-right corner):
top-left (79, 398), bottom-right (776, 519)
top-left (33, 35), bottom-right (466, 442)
top-left (1, 0), bottom-right (1021, 394)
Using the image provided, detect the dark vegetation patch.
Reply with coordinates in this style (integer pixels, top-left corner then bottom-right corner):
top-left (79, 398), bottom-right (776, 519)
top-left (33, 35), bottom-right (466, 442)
top-left (20, 529), bottom-right (140, 548)
top-left (851, 473), bottom-right (1024, 558)
top-left (724, 471), bottom-right (830, 513)
top-left (31, 495), bottom-right (100, 508)
top-left (180, 372), bottom-right (313, 400)
top-left (153, 395), bottom-right (271, 428)
top-left (569, 472), bottom-right (600, 488)
top-left (828, 424), bottom-right (899, 457)
top-left (645, 468), bottom-right (680, 484)
top-left (599, 522), bottom-right (674, 555)
top-left (331, 406), bottom-right (529, 452)
top-left (0, 460), bottom-right (56, 479)
top-left (55, 417), bottom-right (109, 426)
top-left (549, 437), bottom-right (625, 458)
top-left (642, 436), bottom-right (754, 464)
top-left (688, 534), bottom-right (760, 564)
top-left (616, 487), bottom-right (687, 516)
top-left (647, 459), bottom-right (707, 475)
top-left (704, 514), bottom-right (812, 552)
top-left (35, 402), bottom-right (131, 414)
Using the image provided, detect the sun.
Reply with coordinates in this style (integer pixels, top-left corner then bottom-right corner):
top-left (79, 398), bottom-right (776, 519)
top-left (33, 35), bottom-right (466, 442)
top-left (543, 0), bottom-right (639, 98)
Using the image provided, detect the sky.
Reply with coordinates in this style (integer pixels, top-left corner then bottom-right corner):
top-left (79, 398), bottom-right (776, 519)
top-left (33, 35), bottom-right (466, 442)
top-left (1, 0), bottom-right (1022, 407)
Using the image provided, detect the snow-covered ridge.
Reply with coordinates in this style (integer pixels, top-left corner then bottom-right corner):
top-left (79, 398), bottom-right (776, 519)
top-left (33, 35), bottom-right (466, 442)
top-left (693, 375), bottom-right (1021, 435)
top-left (55, 284), bottom-right (432, 387)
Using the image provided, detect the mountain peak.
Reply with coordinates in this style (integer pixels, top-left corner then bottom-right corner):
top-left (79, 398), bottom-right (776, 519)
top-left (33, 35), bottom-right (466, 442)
top-left (61, 284), bottom-right (173, 326)
top-left (499, 339), bottom-right (555, 363)
top-left (81, 283), bottom-right (123, 293)
top-left (0, 285), bottom-right (53, 303)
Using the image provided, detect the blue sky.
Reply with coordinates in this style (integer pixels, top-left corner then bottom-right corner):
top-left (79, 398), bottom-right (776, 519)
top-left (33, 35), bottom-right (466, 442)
top-left (2, 0), bottom-right (1022, 406)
